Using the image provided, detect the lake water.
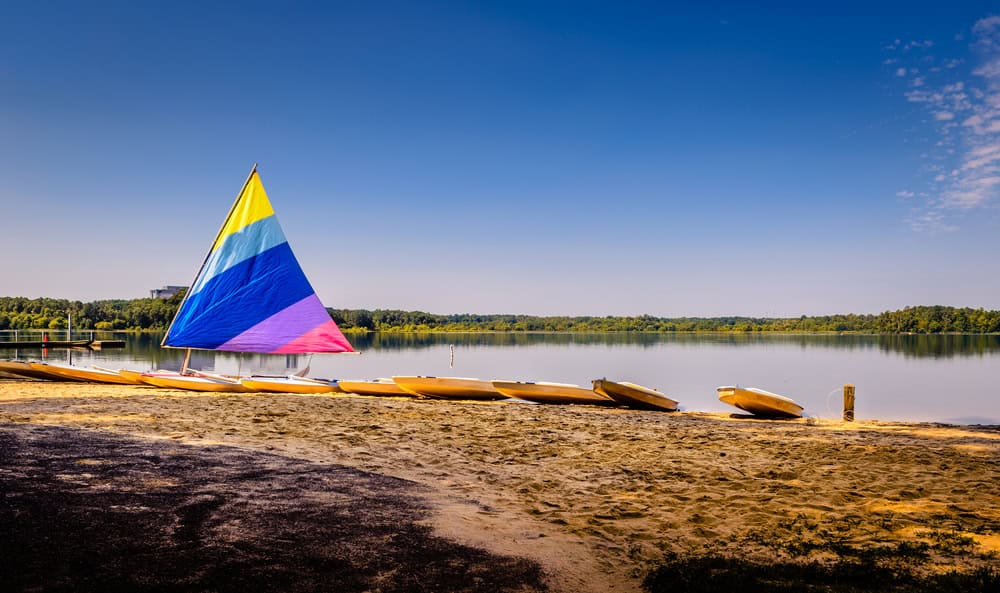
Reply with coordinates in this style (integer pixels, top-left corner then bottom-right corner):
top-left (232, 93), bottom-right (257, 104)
top-left (4, 332), bottom-right (999, 425)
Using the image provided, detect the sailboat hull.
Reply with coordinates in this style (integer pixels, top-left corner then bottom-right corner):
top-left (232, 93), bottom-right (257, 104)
top-left (0, 360), bottom-right (82, 381)
top-left (141, 374), bottom-right (252, 393)
top-left (391, 376), bottom-right (505, 400)
top-left (337, 379), bottom-right (410, 397)
top-left (240, 376), bottom-right (339, 394)
top-left (117, 369), bottom-right (180, 384)
top-left (28, 362), bottom-right (139, 385)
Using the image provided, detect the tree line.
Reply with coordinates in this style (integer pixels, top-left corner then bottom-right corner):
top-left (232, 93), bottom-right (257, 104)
top-left (0, 296), bottom-right (997, 334)
top-left (331, 305), bottom-right (1000, 334)
top-left (0, 295), bottom-right (184, 331)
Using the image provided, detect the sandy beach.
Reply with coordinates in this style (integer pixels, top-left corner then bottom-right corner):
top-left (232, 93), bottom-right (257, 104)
top-left (2, 380), bottom-right (998, 592)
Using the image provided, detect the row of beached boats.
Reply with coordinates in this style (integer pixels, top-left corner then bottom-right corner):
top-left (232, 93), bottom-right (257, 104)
top-left (0, 168), bottom-right (805, 419)
top-left (0, 359), bottom-right (806, 418)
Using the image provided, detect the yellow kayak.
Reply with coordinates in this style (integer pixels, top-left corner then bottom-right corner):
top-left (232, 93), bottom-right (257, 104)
top-left (717, 386), bottom-right (803, 418)
top-left (391, 376), bottom-right (505, 400)
top-left (592, 379), bottom-right (678, 411)
top-left (491, 381), bottom-right (616, 406)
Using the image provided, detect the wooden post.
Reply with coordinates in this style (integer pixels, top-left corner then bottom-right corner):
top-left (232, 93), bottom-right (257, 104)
top-left (843, 384), bottom-right (855, 422)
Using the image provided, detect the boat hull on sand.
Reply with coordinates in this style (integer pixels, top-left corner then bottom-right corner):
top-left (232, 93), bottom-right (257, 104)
top-left (0, 360), bottom-right (83, 381)
top-left (491, 381), bottom-right (616, 406)
top-left (140, 374), bottom-right (252, 393)
top-left (240, 376), bottom-right (340, 394)
top-left (592, 379), bottom-right (678, 411)
top-left (717, 386), bottom-right (803, 418)
top-left (29, 362), bottom-right (141, 385)
top-left (391, 376), bottom-right (505, 400)
top-left (115, 369), bottom-right (180, 384)
top-left (337, 379), bottom-right (411, 397)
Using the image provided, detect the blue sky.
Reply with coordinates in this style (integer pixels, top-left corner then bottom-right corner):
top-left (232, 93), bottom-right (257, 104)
top-left (1, 1), bottom-right (998, 316)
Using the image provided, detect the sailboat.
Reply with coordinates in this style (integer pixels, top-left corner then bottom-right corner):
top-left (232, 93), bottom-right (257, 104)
top-left (146, 165), bottom-right (354, 393)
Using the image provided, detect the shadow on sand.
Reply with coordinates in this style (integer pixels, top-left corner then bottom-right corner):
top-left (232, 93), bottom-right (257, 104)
top-left (0, 424), bottom-right (546, 593)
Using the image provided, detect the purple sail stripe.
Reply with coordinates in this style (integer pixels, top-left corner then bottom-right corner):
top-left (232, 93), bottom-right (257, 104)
top-left (218, 294), bottom-right (336, 353)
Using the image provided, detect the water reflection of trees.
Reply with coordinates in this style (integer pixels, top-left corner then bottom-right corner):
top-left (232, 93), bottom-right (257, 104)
top-left (18, 331), bottom-right (996, 361)
top-left (302, 332), bottom-right (1000, 359)
top-left (349, 333), bottom-right (1000, 359)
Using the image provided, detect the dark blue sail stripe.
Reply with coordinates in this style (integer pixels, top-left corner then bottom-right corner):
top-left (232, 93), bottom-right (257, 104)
top-left (164, 242), bottom-right (315, 349)
top-left (188, 215), bottom-right (288, 298)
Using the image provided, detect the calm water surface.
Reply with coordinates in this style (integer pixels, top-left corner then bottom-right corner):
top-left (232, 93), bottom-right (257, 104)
top-left (5, 332), bottom-right (999, 425)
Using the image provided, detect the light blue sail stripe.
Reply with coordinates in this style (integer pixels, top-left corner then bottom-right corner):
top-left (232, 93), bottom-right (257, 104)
top-left (189, 216), bottom-right (288, 298)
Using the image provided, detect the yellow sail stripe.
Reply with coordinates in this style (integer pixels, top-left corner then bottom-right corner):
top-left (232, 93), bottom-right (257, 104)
top-left (210, 171), bottom-right (275, 253)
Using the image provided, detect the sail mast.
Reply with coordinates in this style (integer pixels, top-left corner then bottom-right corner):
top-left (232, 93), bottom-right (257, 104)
top-left (161, 164), bottom-right (258, 348)
top-left (180, 348), bottom-right (192, 374)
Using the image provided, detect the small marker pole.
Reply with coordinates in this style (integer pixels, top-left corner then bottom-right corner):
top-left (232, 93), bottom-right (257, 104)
top-left (843, 384), bottom-right (855, 422)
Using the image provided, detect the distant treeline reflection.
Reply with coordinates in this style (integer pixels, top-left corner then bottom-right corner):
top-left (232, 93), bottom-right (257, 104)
top-left (345, 332), bottom-right (1000, 359)
top-left (4, 331), bottom-right (992, 361)
top-left (0, 296), bottom-right (998, 338)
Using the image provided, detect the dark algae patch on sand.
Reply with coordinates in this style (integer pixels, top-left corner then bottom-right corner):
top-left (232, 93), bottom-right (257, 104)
top-left (643, 553), bottom-right (1000, 593)
top-left (644, 512), bottom-right (1000, 593)
top-left (0, 424), bottom-right (546, 593)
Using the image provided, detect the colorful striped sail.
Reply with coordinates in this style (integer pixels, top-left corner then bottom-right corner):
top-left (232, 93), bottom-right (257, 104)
top-left (162, 166), bottom-right (354, 354)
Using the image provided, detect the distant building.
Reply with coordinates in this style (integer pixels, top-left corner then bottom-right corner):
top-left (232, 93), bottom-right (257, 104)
top-left (150, 285), bottom-right (186, 299)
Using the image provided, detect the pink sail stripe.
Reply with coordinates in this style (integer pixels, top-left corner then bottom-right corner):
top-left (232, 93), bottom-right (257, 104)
top-left (274, 319), bottom-right (354, 354)
top-left (219, 294), bottom-right (351, 353)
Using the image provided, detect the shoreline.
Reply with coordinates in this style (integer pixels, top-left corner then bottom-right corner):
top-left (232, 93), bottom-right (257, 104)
top-left (2, 380), bottom-right (998, 591)
top-left (6, 329), bottom-right (1000, 335)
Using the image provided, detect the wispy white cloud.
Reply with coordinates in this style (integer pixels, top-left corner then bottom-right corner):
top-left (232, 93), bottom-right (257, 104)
top-left (896, 190), bottom-right (915, 198)
top-left (905, 208), bottom-right (959, 233)
top-left (972, 16), bottom-right (1000, 34)
top-left (889, 17), bottom-right (1000, 230)
top-left (888, 39), bottom-right (936, 51)
top-left (961, 143), bottom-right (1000, 169)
